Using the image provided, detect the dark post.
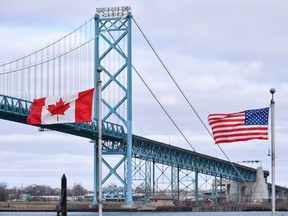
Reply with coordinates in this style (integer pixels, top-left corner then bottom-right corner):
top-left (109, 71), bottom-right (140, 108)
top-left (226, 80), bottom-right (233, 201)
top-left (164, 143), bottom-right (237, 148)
top-left (61, 174), bottom-right (67, 215)
top-left (57, 174), bottom-right (67, 216)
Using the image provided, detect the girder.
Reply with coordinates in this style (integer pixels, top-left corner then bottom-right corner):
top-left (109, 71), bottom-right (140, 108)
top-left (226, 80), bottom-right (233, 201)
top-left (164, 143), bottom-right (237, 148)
top-left (267, 183), bottom-right (288, 193)
top-left (132, 135), bottom-right (269, 182)
top-left (0, 94), bottom-right (270, 187)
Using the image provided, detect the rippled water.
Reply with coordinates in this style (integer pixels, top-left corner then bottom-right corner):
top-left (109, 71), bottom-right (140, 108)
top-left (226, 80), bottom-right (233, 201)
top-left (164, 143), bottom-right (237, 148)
top-left (0, 212), bottom-right (288, 216)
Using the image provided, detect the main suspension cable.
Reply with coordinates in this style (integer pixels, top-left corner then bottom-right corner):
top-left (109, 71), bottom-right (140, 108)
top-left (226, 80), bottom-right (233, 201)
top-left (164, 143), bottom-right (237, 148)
top-left (132, 16), bottom-right (255, 194)
top-left (133, 65), bottom-right (195, 151)
top-left (104, 29), bottom-right (196, 151)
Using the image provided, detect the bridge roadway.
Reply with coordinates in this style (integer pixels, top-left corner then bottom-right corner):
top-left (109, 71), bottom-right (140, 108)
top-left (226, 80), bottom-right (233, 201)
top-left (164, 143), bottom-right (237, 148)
top-left (0, 94), bottom-right (269, 183)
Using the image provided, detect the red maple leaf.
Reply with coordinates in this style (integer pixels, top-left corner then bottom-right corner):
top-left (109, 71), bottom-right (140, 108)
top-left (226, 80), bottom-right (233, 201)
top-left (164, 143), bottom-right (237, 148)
top-left (47, 98), bottom-right (70, 121)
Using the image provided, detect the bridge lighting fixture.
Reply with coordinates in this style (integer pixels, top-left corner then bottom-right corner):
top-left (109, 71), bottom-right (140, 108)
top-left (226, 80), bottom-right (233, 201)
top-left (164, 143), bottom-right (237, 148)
top-left (96, 6), bottom-right (131, 18)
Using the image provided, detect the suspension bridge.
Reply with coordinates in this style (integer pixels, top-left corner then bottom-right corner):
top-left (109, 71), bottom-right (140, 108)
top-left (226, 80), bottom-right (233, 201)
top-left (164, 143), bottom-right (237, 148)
top-left (0, 7), bottom-right (287, 206)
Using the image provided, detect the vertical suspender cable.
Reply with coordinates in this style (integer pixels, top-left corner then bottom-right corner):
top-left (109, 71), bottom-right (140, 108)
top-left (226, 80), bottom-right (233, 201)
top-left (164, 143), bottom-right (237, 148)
top-left (0, 65), bottom-right (2, 93)
top-left (28, 55), bottom-right (31, 100)
top-left (10, 62), bottom-right (13, 97)
top-left (63, 37), bottom-right (67, 95)
top-left (58, 40), bottom-right (61, 95)
top-left (3, 65), bottom-right (6, 94)
top-left (34, 52), bottom-right (37, 99)
top-left (77, 28), bottom-right (80, 91)
top-left (84, 23), bottom-right (87, 90)
top-left (7, 64), bottom-right (10, 96)
top-left (74, 29), bottom-right (77, 91)
top-left (47, 47), bottom-right (49, 96)
top-left (68, 35), bottom-right (71, 93)
top-left (41, 50), bottom-right (43, 97)
top-left (52, 45), bottom-right (55, 96)
top-left (22, 58), bottom-right (25, 98)
top-left (16, 59), bottom-right (21, 98)
top-left (67, 36), bottom-right (70, 94)
top-left (78, 28), bottom-right (81, 91)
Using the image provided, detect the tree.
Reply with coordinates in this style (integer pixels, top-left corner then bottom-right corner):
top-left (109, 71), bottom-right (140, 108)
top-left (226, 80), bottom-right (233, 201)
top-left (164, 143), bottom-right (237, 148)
top-left (0, 182), bottom-right (8, 201)
top-left (72, 183), bottom-right (87, 201)
top-left (0, 183), bottom-right (89, 202)
top-left (107, 183), bottom-right (118, 188)
top-left (7, 187), bottom-right (20, 201)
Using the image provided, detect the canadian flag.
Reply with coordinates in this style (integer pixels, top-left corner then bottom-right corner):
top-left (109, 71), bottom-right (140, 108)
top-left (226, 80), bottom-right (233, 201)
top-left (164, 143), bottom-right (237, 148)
top-left (27, 88), bottom-right (94, 125)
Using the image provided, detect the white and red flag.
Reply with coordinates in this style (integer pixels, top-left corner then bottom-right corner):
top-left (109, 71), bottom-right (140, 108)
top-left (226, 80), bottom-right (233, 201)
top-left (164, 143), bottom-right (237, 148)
top-left (27, 88), bottom-right (94, 125)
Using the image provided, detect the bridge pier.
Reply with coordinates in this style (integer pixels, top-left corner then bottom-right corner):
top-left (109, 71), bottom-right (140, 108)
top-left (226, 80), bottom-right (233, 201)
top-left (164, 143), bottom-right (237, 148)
top-left (195, 170), bottom-right (199, 205)
top-left (253, 166), bottom-right (269, 202)
top-left (217, 166), bottom-right (269, 203)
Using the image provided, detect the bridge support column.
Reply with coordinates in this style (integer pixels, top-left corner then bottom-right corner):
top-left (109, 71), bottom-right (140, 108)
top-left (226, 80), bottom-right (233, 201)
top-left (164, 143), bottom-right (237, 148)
top-left (125, 131), bottom-right (133, 205)
top-left (214, 176), bottom-right (218, 204)
top-left (195, 170), bottom-right (199, 205)
top-left (253, 166), bottom-right (269, 202)
top-left (237, 179), bottom-right (240, 202)
top-left (171, 166), bottom-right (179, 200)
top-left (219, 176), bottom-right (223, 203)
top-left (92, 12), bottom-right (100, 207)
top-left (177, 167), bottom-right (180, 201)
top-left (152, 161), bottom-right (155, 196)
top-left (125, 12), bottom-right (133, 206)
top-left (93, 10), bottom-right (133, 206)
top-left (145, 160), bottom-right (151, 203)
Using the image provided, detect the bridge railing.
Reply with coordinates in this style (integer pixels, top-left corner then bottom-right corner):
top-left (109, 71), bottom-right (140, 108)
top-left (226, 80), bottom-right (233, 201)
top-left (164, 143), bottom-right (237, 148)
top-left (0, 94), bottom-right (126, 140)
top-left (0, 94), bottom-right (31, 116)
top-left (131, 135), bottom-right (269, 182)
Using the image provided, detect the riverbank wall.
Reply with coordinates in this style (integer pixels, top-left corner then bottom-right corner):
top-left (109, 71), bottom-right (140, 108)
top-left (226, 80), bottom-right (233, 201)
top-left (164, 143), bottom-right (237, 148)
top-left (0, 201), bottom-right (287, 212)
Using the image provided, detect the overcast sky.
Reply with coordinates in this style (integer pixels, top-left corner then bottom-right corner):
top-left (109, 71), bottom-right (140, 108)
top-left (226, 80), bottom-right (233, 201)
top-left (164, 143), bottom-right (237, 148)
top-left (0, 0), bottom-right (288, 191)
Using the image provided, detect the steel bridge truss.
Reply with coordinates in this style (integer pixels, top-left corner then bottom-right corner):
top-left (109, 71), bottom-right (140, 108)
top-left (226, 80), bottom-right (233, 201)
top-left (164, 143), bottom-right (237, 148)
top-left (0, 94), bottom-right (124, 140)
top-left (0, 93), bottom-right (273, 203)
top-left (1, 9), bottom-right (281, 205)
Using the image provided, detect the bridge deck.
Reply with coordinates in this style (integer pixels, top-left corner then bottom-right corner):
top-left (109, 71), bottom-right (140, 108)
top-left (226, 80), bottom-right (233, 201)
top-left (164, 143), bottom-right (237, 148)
top-left (132, 135), bottom-right (269, 182)
top-left (0, 94), bottom-right (269, 182)
top-left (0, 94), bottom-right (125, 141)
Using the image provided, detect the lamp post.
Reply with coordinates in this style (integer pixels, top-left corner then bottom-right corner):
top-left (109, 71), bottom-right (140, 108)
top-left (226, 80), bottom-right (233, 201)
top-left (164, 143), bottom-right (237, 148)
top-left (97, 66), bottom-right (103, 216)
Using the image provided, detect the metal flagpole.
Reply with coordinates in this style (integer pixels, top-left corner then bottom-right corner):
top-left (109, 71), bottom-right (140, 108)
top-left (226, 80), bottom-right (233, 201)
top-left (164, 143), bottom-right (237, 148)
top-left (270, 88), bottom-right (276, 216)
top-left (97, 66), bottom-right (103, 216)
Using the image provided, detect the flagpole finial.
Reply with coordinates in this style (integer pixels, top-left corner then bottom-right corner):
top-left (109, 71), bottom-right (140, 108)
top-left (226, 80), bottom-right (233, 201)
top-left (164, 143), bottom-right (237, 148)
top-left (270, 88), bottom-right (276, 94)
top-left (270, 88), bottom-right (276, 104)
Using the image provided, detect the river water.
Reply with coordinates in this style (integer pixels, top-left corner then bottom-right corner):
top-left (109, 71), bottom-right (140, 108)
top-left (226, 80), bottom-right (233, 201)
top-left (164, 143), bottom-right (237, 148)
top-left (0, 212), bottom-right (287, 216)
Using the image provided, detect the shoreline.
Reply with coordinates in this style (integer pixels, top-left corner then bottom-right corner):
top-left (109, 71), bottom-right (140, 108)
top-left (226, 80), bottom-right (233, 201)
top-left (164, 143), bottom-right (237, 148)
top-left (1, 201), bottom-right (288, 212)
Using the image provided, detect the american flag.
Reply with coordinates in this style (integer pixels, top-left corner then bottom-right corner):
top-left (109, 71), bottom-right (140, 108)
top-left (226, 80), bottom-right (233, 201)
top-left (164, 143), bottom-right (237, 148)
top-left (208, 107), bottom-right (269, 144)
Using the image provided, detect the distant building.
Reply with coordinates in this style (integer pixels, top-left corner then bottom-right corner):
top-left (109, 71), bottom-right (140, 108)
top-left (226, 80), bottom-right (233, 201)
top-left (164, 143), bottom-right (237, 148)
top-left (150, 195), bottom-right (174, 207)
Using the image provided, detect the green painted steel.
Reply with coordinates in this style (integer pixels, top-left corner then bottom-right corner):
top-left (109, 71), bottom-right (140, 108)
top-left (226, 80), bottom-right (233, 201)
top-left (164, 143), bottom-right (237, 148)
top-left (0, 94), bottom-right (125, 141)
top-left (0, 93), bottom-right (272, 200)
top-left (94, 11), bottom-right (134, 205)
top-left (131, 135), bottom-right (269, 182)
top-left (267, 183), bottom-right (288, 196)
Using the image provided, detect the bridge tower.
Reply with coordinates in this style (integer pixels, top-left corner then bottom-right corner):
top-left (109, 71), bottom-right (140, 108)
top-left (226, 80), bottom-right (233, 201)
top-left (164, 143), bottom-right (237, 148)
top-left (93, 7), bottom-right (133, 205)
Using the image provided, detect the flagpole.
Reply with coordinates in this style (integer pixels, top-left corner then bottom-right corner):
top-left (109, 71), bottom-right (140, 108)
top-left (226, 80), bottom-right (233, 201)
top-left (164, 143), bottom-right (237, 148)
top-left (270, 88), bottom-right (276, 216)
top-left (97, 66), bottom-right (103, 216)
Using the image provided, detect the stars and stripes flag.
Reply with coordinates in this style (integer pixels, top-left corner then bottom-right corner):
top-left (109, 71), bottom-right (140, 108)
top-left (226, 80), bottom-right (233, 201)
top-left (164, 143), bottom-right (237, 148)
top-left (208, 107), bottom-right (269, 144)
